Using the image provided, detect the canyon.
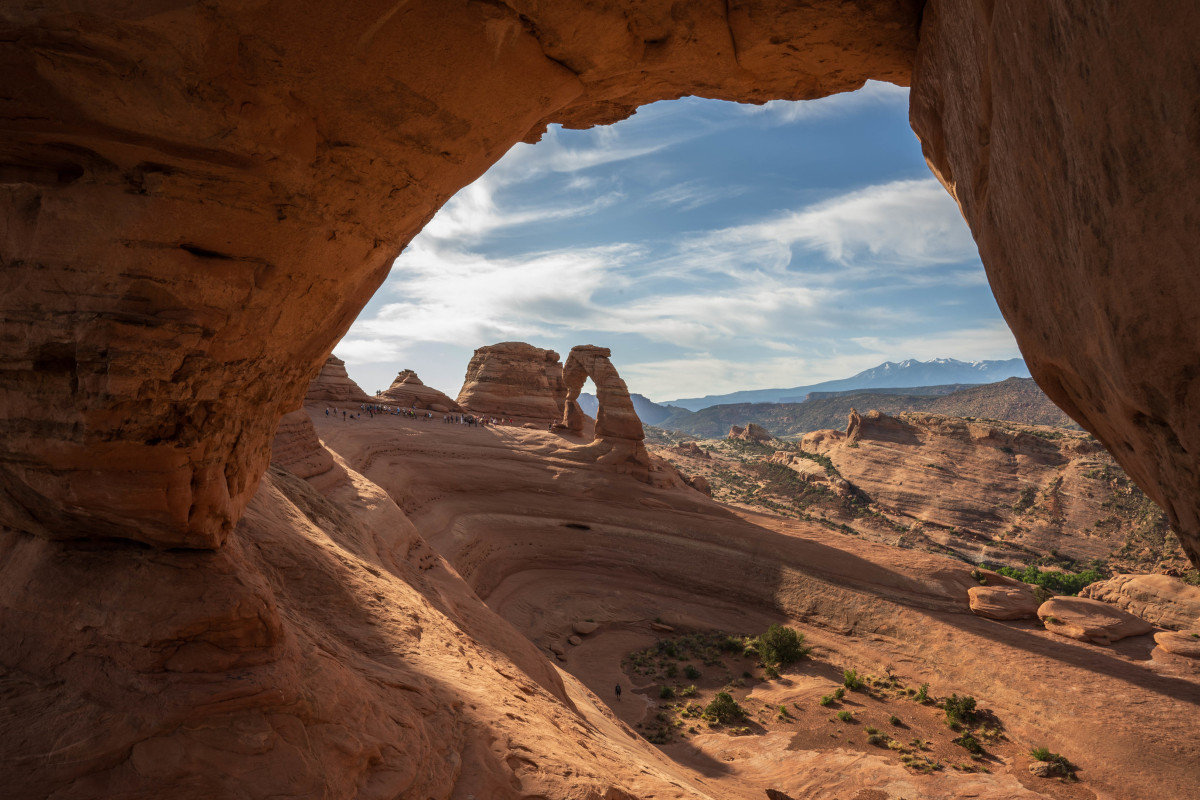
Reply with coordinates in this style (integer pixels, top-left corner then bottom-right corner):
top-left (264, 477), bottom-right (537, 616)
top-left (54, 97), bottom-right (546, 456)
top-left (3, 1), bottom-right (1200, 798)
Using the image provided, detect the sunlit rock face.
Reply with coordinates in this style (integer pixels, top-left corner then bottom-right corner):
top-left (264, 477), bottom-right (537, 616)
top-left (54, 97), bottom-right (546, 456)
top-left (378, 370), bottom-right (460, 412)
top-left (562, 345), bottom-right (658, 484)
top-left (305, 356), bottom-right (373, 405)
top-left (909, 1), bottom-right (1200, 563)
top-left (457, 342), bottom-right (567, 420)
top-left (0, 0), bottom-right (920, 549)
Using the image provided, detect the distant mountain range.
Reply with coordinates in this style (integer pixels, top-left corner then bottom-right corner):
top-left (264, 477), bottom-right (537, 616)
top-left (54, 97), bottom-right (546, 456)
top-left (577, 392), bottom-right (676, 426)
top-left (661, 357), bottom-right (1031, 411)
top-left (654, 377), bottom-right (1078, 439)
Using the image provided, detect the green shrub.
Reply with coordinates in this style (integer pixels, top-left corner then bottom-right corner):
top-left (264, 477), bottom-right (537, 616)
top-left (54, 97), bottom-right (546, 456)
top-left (943, 694), bottom-right (977, 726)
top-left (867, 733), bottom-right (885, 746)
top-left (837, 710), bottom-right (854, 722)
top-left (864, 725), bottom-right (879, 735)
top-left (718, 635), bottom-right (743, 653)
top-left (954, 731), bottom-right (983, 754)
top-left (889, 715), bottom-right (902, 726)
top-left (679, 684), bottom-right (697, 697)
top-left (659, 685), bottom-right (675, 699)
top-left (764, 664), bottom-right (780, 679)
top-left (755, 624), bottom-right (811, 666)
top-left (979, 562), bottom-right (1105, 596)
top-left (914, 683), bottom-right (929, 703)
top-left (684, 665), bottom-right (701, 679)
top-left (1030, 746), bottom-right (1075, 776)
top-left (843, 669), bottom-right (864, 691)
top-left (819, 695), bottom-right (834, 707)
top-left (665, 664), bottom-right (678, 678)
top-left (834, 687), bottom-right (846, 700)
top-left (704, 691), bottom-right (744, 724)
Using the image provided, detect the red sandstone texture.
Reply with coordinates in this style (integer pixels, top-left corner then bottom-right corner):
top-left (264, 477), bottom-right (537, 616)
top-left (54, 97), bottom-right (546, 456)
top-left (2, 2), bottom-right (1200, 798)
top-left (457, 342), bottom-right (566, 420)
top-left (304, 355), bottom-right (373, 405)
top-left (562, 345), bottom-right (651, 480)
top-left (377, 370), bottom-right (460, 412)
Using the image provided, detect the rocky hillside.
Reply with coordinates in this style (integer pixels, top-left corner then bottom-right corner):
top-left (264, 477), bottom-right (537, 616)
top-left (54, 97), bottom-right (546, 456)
top-left (648, 410), bottom-right (1192, 578)
top-left (658, 378), bottom-right (1077, 438)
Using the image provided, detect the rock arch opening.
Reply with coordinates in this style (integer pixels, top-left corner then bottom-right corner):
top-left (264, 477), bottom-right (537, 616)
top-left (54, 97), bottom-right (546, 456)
top-left (0, 2), bottom-right (1197, 565)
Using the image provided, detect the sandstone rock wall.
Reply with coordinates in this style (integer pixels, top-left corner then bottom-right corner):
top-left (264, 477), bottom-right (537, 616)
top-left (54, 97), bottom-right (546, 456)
top-left (304, 356), bottom-right (373, 405)
top-left (457, 342), bottom-right (565, 420)
top-left (910, 1), bottom-right (1200, 562)
top-left (378, 370), bottom-right (460, 412)
top-left (1081, 574), bottom-right (1200, 632)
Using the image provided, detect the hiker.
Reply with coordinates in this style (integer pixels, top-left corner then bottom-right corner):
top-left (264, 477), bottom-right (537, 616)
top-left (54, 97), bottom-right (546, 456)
top-left (614, 684), bottom-right (622, 700)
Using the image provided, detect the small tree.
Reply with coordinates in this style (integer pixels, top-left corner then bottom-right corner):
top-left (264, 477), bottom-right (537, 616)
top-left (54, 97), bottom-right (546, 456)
top-left (704, 691), bottom-right (744, 724)
top-left (943, 694), bottom-right (977, 726)
top-left (755, 624), bottom-right (811, 666)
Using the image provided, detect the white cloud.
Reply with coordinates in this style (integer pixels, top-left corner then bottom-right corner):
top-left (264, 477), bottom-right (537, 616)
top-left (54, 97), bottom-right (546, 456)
top-left (685, 178), bottom-right (976, 274)
top-left (849, 322), bottom-right (1021, 364)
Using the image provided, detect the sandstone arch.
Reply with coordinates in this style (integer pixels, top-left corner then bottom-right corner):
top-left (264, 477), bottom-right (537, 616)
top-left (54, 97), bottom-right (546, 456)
top-left (561, 345), bottom-right (650, 478)
top-left (0, 3), bottom-right (1197, 561)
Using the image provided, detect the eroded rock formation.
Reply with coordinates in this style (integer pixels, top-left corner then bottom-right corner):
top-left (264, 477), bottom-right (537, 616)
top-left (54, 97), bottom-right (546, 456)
top-left (1037, 596), bottom-right (1155, 645)
top-left (910, 1), bottom-right (1200, 562)
top-left (1080, 574), bottom-right (1200, 632)
top-left (457, 342), bottom-right (565, 420)
top-left (304, 356), bottom-right (373, 405)
top-left (728, 423), bottom-right (774, 443)
top-left (561, 345), bottom-right (650, 478)
top-left (3, 1), bottom-right (1200, 797)
top-left (378, 369), bottom-right (460, 412)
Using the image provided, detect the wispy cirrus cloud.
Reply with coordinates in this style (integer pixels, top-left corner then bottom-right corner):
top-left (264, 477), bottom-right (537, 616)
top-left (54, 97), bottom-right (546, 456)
top-left (743, 80), bottom-right (909, 124)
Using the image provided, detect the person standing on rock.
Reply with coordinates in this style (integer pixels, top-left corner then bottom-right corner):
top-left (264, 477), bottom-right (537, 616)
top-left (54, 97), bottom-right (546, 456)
top-left (614, 684), bottom-right (622, 701)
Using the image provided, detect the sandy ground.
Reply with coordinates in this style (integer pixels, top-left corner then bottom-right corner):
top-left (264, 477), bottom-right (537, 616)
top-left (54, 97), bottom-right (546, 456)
top-left (313, 406), bottom-right (1200, 800)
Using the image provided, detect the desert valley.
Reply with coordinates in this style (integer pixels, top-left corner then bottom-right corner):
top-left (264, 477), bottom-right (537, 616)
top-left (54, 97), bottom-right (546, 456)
top-left (4, 3), bottom-right (1200, 800)
top-left (251, 344), bottom-right (1200, 800)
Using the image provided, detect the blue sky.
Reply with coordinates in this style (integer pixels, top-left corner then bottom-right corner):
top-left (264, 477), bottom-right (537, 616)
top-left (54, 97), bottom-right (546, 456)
top-left (335, 81), bottom-right (1020, 402)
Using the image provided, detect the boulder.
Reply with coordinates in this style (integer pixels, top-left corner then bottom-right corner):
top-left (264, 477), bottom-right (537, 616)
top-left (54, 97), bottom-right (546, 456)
top-left (457, 342), bottom-right (565, 420)
top-left (1037, 596), bottom-right (1155, 644)
top-left (969, 584), bottom-right (1039, 620)
top-left (686, 475), bottom-right (713, 497)
top-left (572, 621), bottom-right (599, 636)
top-left (1079, 574), bottom-right (1200, 631)
top-left (567, 635), bottom-right (582, 646)
top-left (1153, 630), bottom-right (1200, 659)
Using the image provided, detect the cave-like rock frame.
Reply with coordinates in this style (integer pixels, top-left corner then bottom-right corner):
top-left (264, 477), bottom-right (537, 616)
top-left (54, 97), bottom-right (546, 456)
top-left (3, 2), bottom-right (1200, 796)
top-left (2, 2), bottom-right (1195, 561)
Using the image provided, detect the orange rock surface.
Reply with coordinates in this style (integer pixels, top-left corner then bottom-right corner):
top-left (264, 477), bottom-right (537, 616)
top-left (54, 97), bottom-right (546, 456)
top-left (457, 342), bottom-right (566, 420)
top-left (377, 370), bottom-right (460, 412)
top-left (304, 355), bottom-right (374, 405)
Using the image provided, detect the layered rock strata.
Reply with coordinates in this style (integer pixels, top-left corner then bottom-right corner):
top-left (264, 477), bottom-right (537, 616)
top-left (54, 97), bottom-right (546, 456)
top-left (728, 423), bottom-right (774, 443)
top-left (457, 343), bottom-right (565, 420)
top-left (561, 345), bottom-right (650, 478)
top-left (304, 356), bottom-right (373, 405)
top-left (378, 370), bottom-right (460, 412)
top-left (1080, 574), bottom-right (1200, 632)
top-left (1037, 596), bottom-right (1155, 645)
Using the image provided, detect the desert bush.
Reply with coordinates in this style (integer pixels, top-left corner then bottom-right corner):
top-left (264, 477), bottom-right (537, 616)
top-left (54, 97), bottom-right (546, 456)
top-left (679, 684), bottom-right (697, 697)
top-left (943, 694), bottom-right (978, 726)
top-left (684, 665), bottom-right (701, 679)
top-left (864, 726), bottom-right (879, 735)
top-left (837, 710), bottom-right (854, 722)
top-left (914, 683), bottom-right (930, 703)
top-left (665, 664), bottom-right (678, 678)
top-left (834, 687), bottom-right (846, 700)
top-left (819, 695), bottom-right (834, 707)
top-left (659, 685), bottom-right (674, 699)
top-left (843, 669), bottom-right (864, 691)
top-left (754, 624), bottom-right (811, 666)
top-left (764, 664), bottom-right (780, 679)
top-left (954, 731), bottom-right (983, 754)
top-left (867, 733), bottom-right (885, 746)
top-left (1030, 746), bottom-right (1076, 776)
top-left (889, 715), bottom-right (902, 726)
top-left (704, 691), bottom-right (744, 724)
